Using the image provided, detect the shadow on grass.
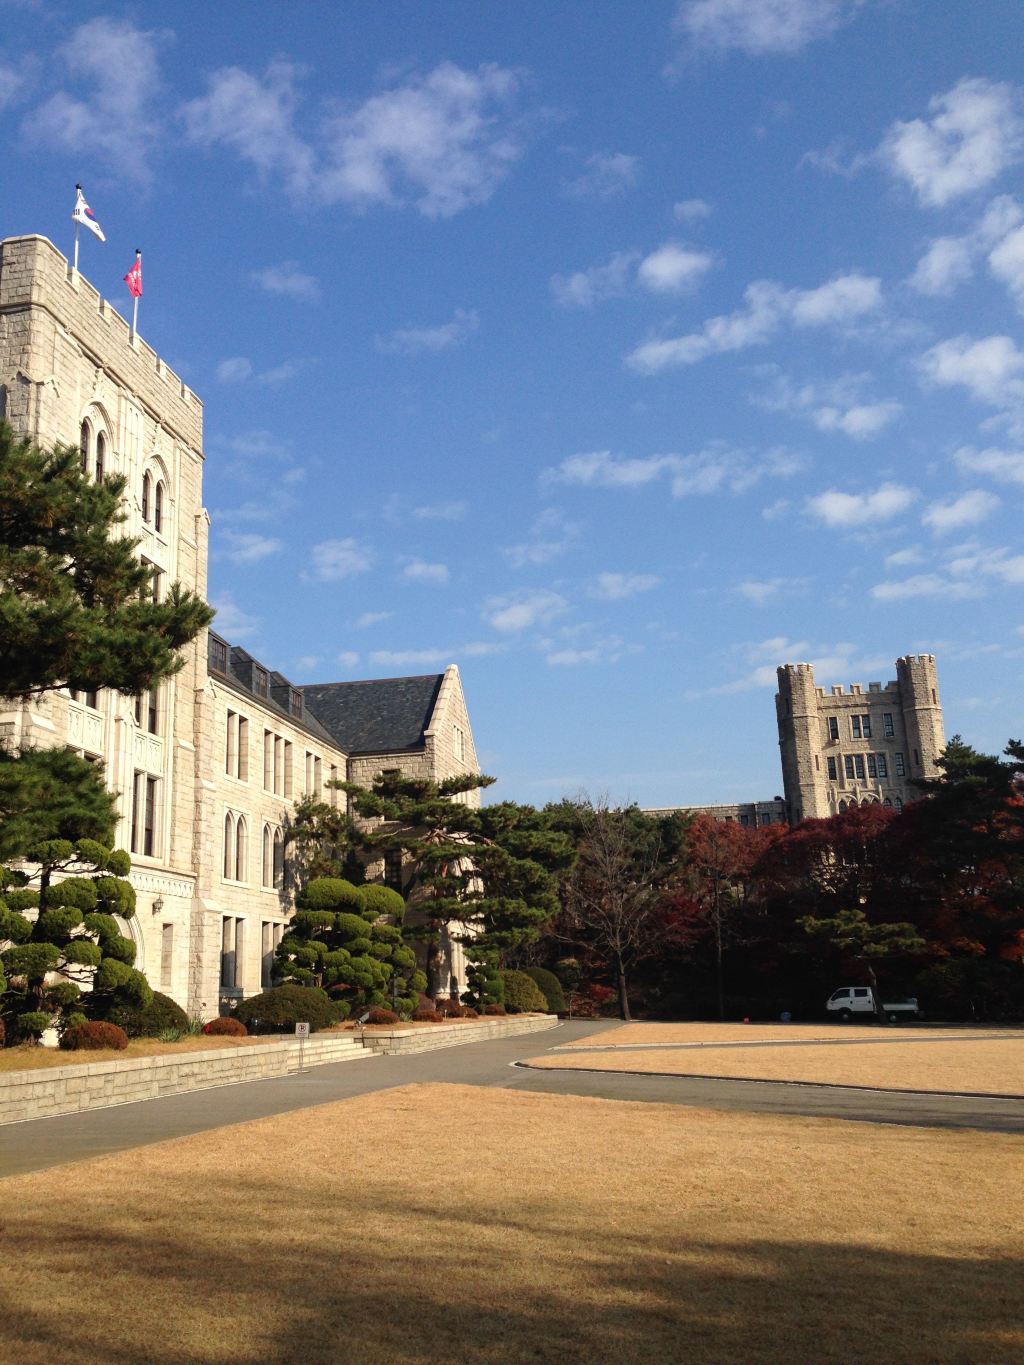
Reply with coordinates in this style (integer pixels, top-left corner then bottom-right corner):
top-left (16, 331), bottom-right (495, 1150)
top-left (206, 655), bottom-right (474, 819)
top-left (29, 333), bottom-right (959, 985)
top-left (1, 1179), bottom-right (1020, 1364)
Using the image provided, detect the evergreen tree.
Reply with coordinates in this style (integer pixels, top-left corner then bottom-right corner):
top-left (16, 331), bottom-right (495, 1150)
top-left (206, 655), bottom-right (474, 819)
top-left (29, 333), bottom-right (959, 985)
top-left (274, 876), bottom-right (424, 1016)
top-left (1, 837), bottom-right (149, 1041)
top-left (0, 422), bottom-right (212, 699)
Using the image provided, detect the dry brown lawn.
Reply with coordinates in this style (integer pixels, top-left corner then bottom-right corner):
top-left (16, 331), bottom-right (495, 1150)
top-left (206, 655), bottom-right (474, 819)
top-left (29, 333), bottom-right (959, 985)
top-left (568, 1021), bottom-right (997, 1047)
top-left (0, 1034), bottom-right (267, 1073)
top-left (531, 1038), bottom-right (1024, 1095)
top-left (0, 1083), bottom-right (1021, 1364)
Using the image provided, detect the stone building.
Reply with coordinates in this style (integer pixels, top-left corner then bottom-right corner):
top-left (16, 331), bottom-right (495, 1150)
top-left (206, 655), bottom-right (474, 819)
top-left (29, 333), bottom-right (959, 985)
top-left (0, 233), bottom-right (481, 1015)
top-left (643, 799), bottom-right (788, 829)
top-left (775, 655), bottom-right (945, 822)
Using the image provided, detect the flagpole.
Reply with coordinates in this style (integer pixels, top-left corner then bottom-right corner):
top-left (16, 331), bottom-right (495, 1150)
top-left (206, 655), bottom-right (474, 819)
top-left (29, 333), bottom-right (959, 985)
top-left (131, 249), bottom-right (140, 338)
top-left (73, 222), bottom-right (79, 274)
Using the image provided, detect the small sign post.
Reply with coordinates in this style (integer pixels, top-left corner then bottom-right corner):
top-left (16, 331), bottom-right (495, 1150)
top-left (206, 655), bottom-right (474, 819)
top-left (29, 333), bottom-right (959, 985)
top-left (295, 1020), bottom-right (310, 1072)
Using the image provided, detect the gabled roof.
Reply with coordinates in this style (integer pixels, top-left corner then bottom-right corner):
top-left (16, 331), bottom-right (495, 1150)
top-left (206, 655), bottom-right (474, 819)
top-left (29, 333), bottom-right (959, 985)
top-left (206, 632), bottom-right (339, 748)
top-left (301, 675), bottom-right (444, 755)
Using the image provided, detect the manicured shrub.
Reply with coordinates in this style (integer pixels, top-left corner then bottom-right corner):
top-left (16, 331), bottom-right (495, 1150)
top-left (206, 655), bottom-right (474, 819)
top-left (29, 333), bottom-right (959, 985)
top-left (437, 999), bottom-right (465, 1018)
top-left (15, 1010), bottom-right (52, 1039)
top-left (462, 1006), bottom-right (479, 1019)
top-left (357, 884), bottom-right (405, 921)
top-left (40, 877), bottom-right (97, 912)
top-left (104, 990), bottom-right (189, 1038)
top-left (203, 1016), bottom-right (247, 1037)
top-left (412, 1008), bottom-right (443, 1022)
top-left (234, 984), bottom-right (334, 1034)
top-left (300, 878), bottom-right (364, 912)
top-left (483, 1003), bottom-right (506, 1016)
top-left (60, 1020), bottom-right (129, 1051)
top-left (524, 967), bottom-right (567, 1015)
top-left (501, 970), bottom-right (548, 1014)
top-left (366, 1006), bottom-right (399, 1025)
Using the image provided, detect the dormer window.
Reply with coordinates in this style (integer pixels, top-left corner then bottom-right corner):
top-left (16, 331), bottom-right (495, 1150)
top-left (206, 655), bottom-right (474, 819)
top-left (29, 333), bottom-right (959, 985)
top-left (210, 638), bottom-right (228, 674)
top-left (254, 666), bottom-right (269, 698)
top-left (289, 689), bottom-right (303, 718)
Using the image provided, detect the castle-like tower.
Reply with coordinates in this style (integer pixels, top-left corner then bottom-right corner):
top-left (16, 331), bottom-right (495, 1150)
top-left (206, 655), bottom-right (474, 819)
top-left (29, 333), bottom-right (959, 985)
top-left (775, 655), bottom-right (945, 822)
top-left (0, 235), bottom-right (482, 1014)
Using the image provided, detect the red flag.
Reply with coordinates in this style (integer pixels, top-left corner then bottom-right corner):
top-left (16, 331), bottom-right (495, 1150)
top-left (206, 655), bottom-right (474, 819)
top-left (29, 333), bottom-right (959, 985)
top-left (124, 253), bottom-right (142, 298)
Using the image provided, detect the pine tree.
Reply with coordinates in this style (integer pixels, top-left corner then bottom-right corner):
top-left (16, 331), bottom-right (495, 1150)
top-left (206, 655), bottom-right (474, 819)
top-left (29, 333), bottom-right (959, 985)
top-left (0, 422), bottom-right (212, 699)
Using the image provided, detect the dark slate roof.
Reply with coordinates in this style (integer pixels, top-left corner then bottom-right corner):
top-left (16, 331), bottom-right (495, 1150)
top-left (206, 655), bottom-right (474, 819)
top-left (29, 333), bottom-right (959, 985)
top-left (301, 675), bottom-right (444, 755)
top-left (207, 632), bottom-right (340, 748)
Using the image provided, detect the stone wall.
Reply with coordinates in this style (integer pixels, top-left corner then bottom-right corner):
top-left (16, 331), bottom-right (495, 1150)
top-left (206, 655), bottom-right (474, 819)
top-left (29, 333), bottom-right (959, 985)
top-left (0, 1033), bottom-right (367, 1126)
top-left (358, 1014), bottom-right (558, 1054)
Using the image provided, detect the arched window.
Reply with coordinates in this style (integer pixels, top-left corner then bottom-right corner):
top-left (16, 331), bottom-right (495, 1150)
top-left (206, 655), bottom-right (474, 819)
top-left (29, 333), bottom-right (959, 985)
top-left (95, 431), bottom-right (106, 483)
top-left (838, 800), bottom-right (847, 813)
top-left (262, 824), bottom-right (273, 888)
top-left (80, 420), bottom-right (91, 474)
top-left (142, 472), bottom-right (151, 522)
top-left (235, 816), bottom-right (248, 882)
top-left (223, 813), bottom-right (234, 879)
top-left (154, 480), bottom-right (165, 533)
top-left (273, 828), bottom-right (284, 890)
top-left (894, 797), bottom-right (903, 813)
top-left (883, 798), bottom-right (892, 808)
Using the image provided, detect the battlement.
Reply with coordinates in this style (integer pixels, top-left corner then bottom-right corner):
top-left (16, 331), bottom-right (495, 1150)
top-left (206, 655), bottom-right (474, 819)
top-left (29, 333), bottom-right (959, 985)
top-left (0, 235), bottom-right (202, 450)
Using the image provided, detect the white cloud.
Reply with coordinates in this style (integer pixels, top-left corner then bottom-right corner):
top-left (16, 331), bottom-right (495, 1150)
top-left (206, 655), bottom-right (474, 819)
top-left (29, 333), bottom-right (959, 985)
top-left (954, 445), bottom-right (1024, 484)
top-left (697, 636), bottom-right (885, 698)
top-left (485, 589), bottom-right (568, 633)
top-left (545, 450), bottom-right (677, 489)
top-left (376, 308), bottom-right (479, 355)
top-left (626, 272), bottom-right (881, 374)
top-left (217, 357), bottom-right (254, 383)
top-left (884, 546), bottom-right (925, 570)
top-left (544, 445), bottom-right (802, 497)
top-left (370, 648), bottom-right (451, 667)
top-left (919, 334), bottom-right (1024, 406)
top-left (309, 538), bottom-right (373, 581)
top-left (673, 197), bottom-right (712, 221)
top-left (988, 224), bottom-right (1024, 308)
top-left (806, 482), bottom-right (917, 527)
top-left (503, 509), bottom-right (580, 568)
top-left (251, 261), bottom-right (319, 302)
top-left (590, 572), bottom-right (661, 600)
top-left (551, 252), bottom-right (638, 308)
top-left (908, 237), bottom-right (975, 296)
top-left (0, 58), bottom-right (32, 112)
top-left (922, 489), bottom-right (1000, 534)
top-left (948, 545), bottom-right (1024, 586)
top-left (563, 151), bottom-right (639, 199)
top-left (26, 18), bottom-right (163, 180)
top-left (757, 371), bottom-right (900, 440)
top-left (296, 655), bottom-right (319, 673)
top-left (354, 611), bottom-right (392, 628)
top-left (413, 501), bottom-right (468, 520)
top-left (870, 573), bottom-right (978, 602)
top-left (402, 559), bottom-right (450, 585)
top-left (218, 530), bottom-right (283, 564)
top-left (736, 576), bottom-right (805, 604)
top-left (673, 0), bottom-right (862, 57)
top-left (221, 430), bottom-right (287, 459)
top-left (336, 651), bottom-right (361, 669)
top-left (878, 78), bottom-right (1024, 208)
top-left (210, 592), bottom-right (260, 642)
top-left (183, 61), bottom-right (522, 218)
top-left (637, 242), bottom-right (715, 294)
top-left (258, 359), bottom-right (317, 386)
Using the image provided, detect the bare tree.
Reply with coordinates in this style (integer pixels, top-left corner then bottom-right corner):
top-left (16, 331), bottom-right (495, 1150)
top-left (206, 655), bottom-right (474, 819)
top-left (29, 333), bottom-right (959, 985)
top-left (558, 800), bottom-right (667, 1020)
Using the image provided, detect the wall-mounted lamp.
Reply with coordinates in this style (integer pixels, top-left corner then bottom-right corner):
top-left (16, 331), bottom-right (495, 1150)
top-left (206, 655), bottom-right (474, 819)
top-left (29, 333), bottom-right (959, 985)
top-left (152, 896), bottom-right (164, 915)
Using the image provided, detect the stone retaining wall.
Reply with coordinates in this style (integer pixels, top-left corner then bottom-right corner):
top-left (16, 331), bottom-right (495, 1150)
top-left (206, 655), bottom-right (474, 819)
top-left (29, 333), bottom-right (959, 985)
top-left (0, 1033), bottom-right (367, 1127)
top-left (357, 1014), bottom-right (559, 1055)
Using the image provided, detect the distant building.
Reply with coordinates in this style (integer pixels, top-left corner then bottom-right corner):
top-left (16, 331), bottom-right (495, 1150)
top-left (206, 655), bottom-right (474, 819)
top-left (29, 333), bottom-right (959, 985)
top-left (0, 234), bottom-right (481, 1015)
top-left (644, 799), bottom-right (788, 829)
top-left (775, 655), bottom-right (945, 822)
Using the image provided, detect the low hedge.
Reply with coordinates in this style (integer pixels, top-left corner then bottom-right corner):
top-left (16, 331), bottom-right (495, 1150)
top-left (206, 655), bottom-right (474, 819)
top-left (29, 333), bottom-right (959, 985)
top-left (203, 1016), bottom-right (247, 1037)
top-left (60, 1020), bottom-right (129, 1051)
top-left (235, 985), bottom-right (335, 1035)
top-left (365, 1006), bottom-right (399, 1025)
top-left (500, 970), bottom-right (548, 1014)
top-left (102, 990), bottom-right (189, 1038)
top-left (523, 967), bottom-right (567, 1015)
top-left (412, 1009), bottom-right (443, 1022)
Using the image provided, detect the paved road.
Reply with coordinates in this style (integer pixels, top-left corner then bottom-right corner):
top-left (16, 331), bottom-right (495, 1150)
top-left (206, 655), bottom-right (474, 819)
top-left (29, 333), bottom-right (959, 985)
top-left (3, 1020), bottom-right (1022, 1178)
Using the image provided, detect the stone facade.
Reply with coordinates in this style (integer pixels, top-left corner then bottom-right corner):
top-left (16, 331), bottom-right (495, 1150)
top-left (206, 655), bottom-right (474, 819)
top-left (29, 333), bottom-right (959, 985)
top-left (644, 800), bottom-right (788, 829)
top-left (775, 655), bottom-right (945, 822)
top-left (0, 234), bottom-right (482, 1016)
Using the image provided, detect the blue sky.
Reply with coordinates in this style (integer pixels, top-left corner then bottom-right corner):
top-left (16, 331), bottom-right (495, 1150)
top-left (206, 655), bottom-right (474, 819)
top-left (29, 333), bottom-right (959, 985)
top-left (3, 0), bottom-right (1024, 806)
